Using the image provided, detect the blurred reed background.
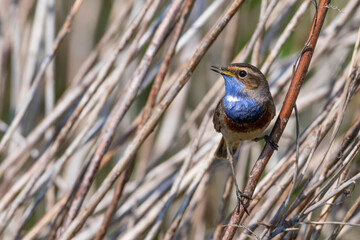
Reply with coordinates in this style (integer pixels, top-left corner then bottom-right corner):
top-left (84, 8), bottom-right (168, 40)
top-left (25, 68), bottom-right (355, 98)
top-left (0, 0), bottom-right (359, 239)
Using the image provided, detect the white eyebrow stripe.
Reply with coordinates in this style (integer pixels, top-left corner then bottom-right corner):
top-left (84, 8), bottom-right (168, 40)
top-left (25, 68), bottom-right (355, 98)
top-left (246, 69), bottom-right (261, 77)
top-left (253, 72), bottom-right (263, 78)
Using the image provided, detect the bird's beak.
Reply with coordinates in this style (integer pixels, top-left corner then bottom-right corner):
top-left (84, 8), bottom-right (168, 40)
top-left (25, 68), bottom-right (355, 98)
top-left (210, 65), bottom-right (222, 74)
top-left (210, 66), bottom-right (234, 77)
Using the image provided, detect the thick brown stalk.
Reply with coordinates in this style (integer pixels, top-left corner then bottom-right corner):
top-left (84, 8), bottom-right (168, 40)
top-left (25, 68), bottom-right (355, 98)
top-left (222, 0), bottom-right (331, 239)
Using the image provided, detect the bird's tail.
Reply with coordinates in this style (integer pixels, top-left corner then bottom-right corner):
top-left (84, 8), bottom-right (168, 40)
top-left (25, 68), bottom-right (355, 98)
top-left (215, 137), bottom-right (227, 158)
top-left (215, 137), bottom-right (239, 159)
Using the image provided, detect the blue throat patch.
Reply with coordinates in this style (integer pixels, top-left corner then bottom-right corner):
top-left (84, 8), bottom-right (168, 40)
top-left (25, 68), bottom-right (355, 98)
top-left (222, 75), bottom-right (263, 123)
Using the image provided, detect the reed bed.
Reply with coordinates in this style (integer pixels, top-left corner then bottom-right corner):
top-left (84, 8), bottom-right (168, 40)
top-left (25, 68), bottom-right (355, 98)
top-left (0, 0), bottom-right (359, 239)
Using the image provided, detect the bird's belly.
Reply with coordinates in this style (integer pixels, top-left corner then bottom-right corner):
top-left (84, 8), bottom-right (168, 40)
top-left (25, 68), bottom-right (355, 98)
top-left (221, 120), bottom-right (269, 143)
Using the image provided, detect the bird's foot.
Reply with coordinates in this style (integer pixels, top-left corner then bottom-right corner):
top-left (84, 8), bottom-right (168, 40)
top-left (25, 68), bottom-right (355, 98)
top-left (254, 135), bottom-right (278, 151)
top-left (264, 135), bottom-right (278, 150)
top-left (236, 190), bottom-right (252, 215)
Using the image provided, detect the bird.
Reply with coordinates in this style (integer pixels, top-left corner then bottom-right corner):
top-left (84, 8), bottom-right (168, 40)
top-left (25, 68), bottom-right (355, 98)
top-left (211, 63), bottom-right (277, 214)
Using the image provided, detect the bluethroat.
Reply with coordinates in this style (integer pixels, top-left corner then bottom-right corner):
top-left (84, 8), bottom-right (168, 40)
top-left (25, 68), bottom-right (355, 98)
top-left (211, 63), bottom-right (277, 214)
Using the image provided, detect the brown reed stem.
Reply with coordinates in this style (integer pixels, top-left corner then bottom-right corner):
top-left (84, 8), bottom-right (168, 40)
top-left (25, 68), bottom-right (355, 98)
top-left (222, 0), bottom-right (332, 239)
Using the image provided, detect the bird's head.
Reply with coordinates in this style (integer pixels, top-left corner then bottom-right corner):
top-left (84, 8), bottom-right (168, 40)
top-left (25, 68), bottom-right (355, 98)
top-left (210, 63), bottom-right (270, 100)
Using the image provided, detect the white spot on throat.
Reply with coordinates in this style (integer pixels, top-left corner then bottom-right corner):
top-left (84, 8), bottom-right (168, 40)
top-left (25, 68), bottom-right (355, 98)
top-left (225, 95), bottom-right (242, 102)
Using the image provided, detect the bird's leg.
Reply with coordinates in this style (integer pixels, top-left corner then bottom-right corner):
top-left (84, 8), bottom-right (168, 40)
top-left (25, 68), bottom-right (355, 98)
top-left (226, 144), bottom-right (252, 215)
top-left (253, 135), bottom-right (278, 150)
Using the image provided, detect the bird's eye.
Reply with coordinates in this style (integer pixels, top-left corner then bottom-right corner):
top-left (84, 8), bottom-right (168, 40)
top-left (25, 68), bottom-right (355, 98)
top-left (239, 70), bottom-right (247, 77)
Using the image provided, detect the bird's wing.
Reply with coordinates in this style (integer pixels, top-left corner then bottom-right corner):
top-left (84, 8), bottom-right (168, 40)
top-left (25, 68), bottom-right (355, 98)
top-left (213, 101), bottom-right (223, 133)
